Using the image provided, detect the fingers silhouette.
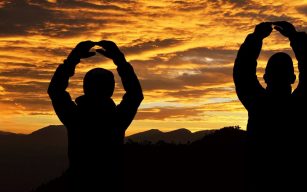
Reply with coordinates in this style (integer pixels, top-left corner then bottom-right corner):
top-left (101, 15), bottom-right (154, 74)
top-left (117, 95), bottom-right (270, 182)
top-left (254, 22), bottom-right (273, 39)
top-left (273, 21), bottom-right (296, 38)
top-left (95, 40), bottom-right (122, 60)
top-left (69, 40), bottom-right (96, 59)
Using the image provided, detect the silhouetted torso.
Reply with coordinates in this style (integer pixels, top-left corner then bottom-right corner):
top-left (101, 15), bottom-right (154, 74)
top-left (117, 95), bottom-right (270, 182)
top-left (247, 94), bottom-right (295, 139)
top-left (48, 61), bottom-right (143, 191)
top-left (234, 32), bottom-right (307, 191)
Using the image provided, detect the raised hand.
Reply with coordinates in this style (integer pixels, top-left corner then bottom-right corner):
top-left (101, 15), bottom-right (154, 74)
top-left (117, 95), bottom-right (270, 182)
top-left (96, 40), bottom-right (126, 65)
top-left (273, 21), bottom-right (296, 39)
top-left (254, 22), bottom-right (273, 39)
top-left (68, 41), bottom-right (96, 60)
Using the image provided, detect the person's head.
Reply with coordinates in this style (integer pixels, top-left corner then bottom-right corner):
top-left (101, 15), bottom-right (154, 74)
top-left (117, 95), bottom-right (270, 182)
top-left (263, 52), bottom-right (296, 95)
top-left (83, 68), bottom-right (115, 98)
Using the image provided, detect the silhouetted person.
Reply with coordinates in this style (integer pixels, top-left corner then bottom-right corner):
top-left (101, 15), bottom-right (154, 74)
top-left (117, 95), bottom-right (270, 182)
top-left (234, 22), bottom-right (307, 191)
top-left (48, 40), bottom-right (143, 191)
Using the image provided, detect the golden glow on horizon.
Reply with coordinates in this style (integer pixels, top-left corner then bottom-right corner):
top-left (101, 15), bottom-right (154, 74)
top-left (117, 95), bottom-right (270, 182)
top-left (0, 0), bottom-right (307, 134)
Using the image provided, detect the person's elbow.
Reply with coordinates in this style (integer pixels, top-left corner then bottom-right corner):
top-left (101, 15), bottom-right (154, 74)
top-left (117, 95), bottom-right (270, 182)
top-left (130, 90), bottom-right (144, 104)
top-left (47, 84), bottom-right (56, 99)
top-left (136, 92), bottom-right (144, 103)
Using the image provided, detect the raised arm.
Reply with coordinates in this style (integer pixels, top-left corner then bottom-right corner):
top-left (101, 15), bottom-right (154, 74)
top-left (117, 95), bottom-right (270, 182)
top-left (233, 22), bottom-right (271, 109)
top-left (48, 41), bottom-right (96, 125)
top-left (292, 33), bottom-right (307, 96)
top-left (96, 41), bottom-right (143, 130)
top-left (274, 21), bottom-right (307, 96)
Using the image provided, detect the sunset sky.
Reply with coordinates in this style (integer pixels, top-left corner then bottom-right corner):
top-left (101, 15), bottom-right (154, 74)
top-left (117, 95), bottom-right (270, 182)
top-left (0, 0), bottom-right (307, 135)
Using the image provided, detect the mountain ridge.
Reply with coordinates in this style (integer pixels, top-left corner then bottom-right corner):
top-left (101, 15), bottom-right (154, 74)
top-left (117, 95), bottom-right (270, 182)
top-left (126, 128), bottom-right (216, 143)
top-left (0, 125), bottom-right (219, 144)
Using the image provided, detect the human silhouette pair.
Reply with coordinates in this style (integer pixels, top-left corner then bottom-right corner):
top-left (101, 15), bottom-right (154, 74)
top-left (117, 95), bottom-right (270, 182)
top-left (47, 21), bottom-right (306, 191)
top-left (234, 21), bottom-right (307, 191)
top-left (48, 40), bottom-right (143, 191)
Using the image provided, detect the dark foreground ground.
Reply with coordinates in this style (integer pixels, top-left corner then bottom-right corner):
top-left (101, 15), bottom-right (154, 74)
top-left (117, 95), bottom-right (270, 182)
top-left (32, 127), bottom-right (246, 192)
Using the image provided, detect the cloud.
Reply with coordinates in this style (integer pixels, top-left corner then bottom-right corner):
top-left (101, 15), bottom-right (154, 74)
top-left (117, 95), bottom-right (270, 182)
top-left (165, 88), bottom-right (233, 98)
top-left (0, 0), bottom-right (133, 37)
top-left (40, 0), bottom-right (125, 10)
top-left (1, 81), bottom-right (48, 93)
top-left (0, 97), bottom-right (52, 113)
top-left (140, 78), bottom-right (182, 90)
top-left (296, 4), bottom-right (307, 16)
top-left (172, 1), bottom-right (207, 12)
top-left (0, 0), bottom-right (57, 36)
top-left (122, 38), bottom-right (184, 55)
top-left (0, 62), bottom-right (37, 68)
top-left (135, 99), bottom-right (244, 121)
top-left (133, 66), bottom-right (233, 92)
top-left (130, 46), bottom-right (237, 69)
top-left (136, 107), bottom-right (204, 120)
top-left (0, 68), bottom-right (51, 79)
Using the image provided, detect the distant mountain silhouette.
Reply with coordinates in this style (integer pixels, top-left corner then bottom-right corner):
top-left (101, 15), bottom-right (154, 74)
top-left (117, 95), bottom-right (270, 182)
top-left (0, 125), bottom-right (65, 138)
top-left (0, 126), bottom-right (216, 146)
top-left (126, 128), bottom-right (216, 144)
top-left (0, 130), bottom-right (18, 135)
top-left (30, 125), bottom-right (66, 136)
top-left (28, 125), bottom-right (67, 145)
top-left (0, 125), bottom-right (68, 192)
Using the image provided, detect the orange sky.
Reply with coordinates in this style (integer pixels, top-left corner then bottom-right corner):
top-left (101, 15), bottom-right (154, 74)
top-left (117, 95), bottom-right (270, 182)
top-left (0, 0), bottom-right (307, 135)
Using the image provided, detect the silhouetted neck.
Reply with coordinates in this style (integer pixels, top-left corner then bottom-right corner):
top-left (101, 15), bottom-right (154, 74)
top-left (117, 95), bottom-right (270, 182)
top-left (266, 86), bottom-right (292, 97)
